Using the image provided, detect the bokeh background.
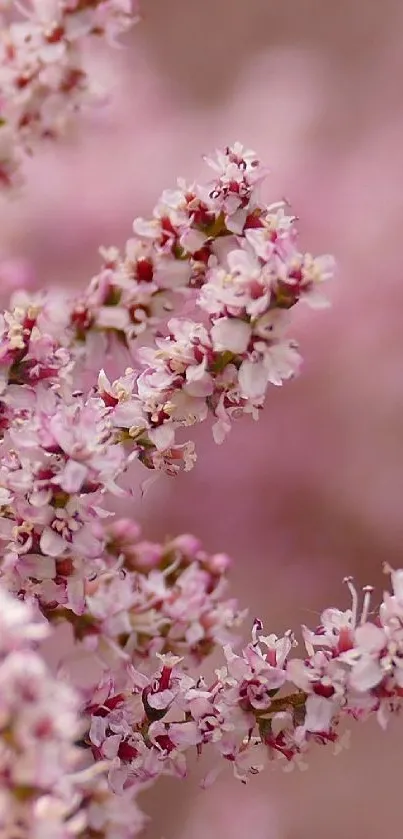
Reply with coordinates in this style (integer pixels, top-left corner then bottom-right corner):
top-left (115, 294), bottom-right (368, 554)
top-left (2, 1), bottom-right (403, 836)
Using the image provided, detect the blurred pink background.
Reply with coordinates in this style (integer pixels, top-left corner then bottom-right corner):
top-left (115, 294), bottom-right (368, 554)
top-left (2, 0), bottom-right (403, 836)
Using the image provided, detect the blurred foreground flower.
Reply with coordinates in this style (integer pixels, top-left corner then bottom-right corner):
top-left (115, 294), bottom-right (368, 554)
top-left (0, 0), bottom-right (140, 191)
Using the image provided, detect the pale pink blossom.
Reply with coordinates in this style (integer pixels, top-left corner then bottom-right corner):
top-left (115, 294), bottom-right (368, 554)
top-left (0, 0), bottom-right (140, 190)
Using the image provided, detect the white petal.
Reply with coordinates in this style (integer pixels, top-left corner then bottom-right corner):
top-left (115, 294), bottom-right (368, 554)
top-left (238, 359), bottom-right (267, 399)
top-left (349, 657), bottom-right (383, 692)
top-left (40, 528), bottom-right (66, 557)
top-left (211, 318), bottom-right (251, 354)
top-left (304, 695), bottom-right (334, 733)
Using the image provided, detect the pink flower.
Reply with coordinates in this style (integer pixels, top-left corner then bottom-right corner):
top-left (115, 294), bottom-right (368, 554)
top-left (0, 0), bottom-right (140, 190)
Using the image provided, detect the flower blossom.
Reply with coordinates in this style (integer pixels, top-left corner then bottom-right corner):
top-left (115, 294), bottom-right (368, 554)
top-left (2, 0), bottom-right (392, 825)
top-left (77, 569), bottom-right (403, 792)
top-left (0, 586), bottom-right (82, 838)
top-left (44, 523), bottom-right (243, 667)
top-left (1, 146), bottom-right (333, 478)
top-left (0, 142), bottom-right (368, 830)
top-left (0, 386), bottom-right (130, 612)
top-left (0, 0), bottom-right (140, 190)
top-left (78, 144), bottom-right (334, 473)
top-left (0, 584), bottom-right (146, 837)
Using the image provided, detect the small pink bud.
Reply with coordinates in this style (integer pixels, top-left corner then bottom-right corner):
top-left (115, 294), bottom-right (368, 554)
top-left (107, 518), bottom-right (141, 548)
top-left (133, 542), bottom-right (163, 571)
top-left (206, 553), bottom-right (231, 575)
top-left (170, 534), bottom-right (202, 557)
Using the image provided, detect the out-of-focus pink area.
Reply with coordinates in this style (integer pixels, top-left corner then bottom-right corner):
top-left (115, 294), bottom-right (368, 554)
top-left (2, 0), bottom-right (403, 836)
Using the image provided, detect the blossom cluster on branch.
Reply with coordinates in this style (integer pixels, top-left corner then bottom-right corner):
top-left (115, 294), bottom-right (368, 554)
top-left (0, 3), bottom-right (397, 834)
top-left (0, 586), bottom-right (146, 839)
top-left (0, 133), bottom-right (400, 832)
top-left (1, 544), bottom-right (403, 839)
top-left (0, 143), bottom-right (334, 483)
top-left (84, 568), bottom-right (403, 792)
top-left (0, 0), bottom-right (139, 190)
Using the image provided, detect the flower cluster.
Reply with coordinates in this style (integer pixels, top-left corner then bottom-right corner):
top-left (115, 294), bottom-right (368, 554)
top-left (82, 569), bottom-right (403, 793)
top-left (0, 586), bottom-right (82, 838)
top-left (74, 144), bottom-right (332, 347)
top-left (0, 0), bottom-right (139, 190)
top-left (1, 145), bottom-right (334, 477)
top-left (1, 0), bottom-right (401, 828)
top-left (0, 298), bottom-right (73, 400)
top-left (44, 521), bottom-right (243, 665)
top-left (0, 385), bottom-right (130, 612)
top-left (2, 128), bottom-right (394, 837)
top-left (85, 144), bottom-right (334, 473)
top-left (0, 584), bottom-right (146, 838)
top-left (12, 559), bottom-right (403, 834)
